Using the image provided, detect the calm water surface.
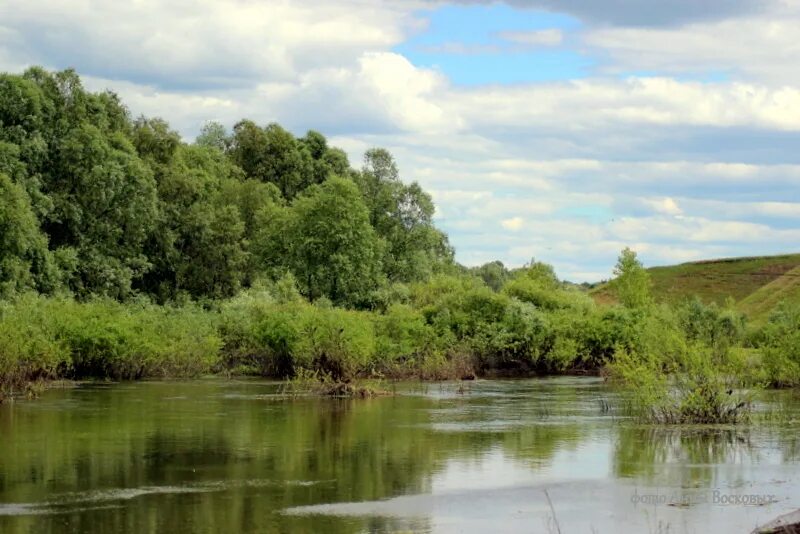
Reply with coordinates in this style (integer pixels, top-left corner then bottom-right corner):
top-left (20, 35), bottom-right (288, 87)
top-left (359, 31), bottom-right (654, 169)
top-left (1, 377), bottom-right (799, 533)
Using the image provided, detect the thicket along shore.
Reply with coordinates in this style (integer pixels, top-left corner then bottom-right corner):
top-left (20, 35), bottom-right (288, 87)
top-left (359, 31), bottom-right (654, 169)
top-left (1, 69), bottom-right (800, 424)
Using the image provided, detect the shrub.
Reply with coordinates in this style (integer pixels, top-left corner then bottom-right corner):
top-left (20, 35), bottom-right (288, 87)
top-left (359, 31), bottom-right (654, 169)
top-left (57, 298), bottom-right (220, 379)
top-left (675, 297), bottom-right (746, 350)
top-left (293, 306), bottom-right (375, 381)
top-left (373, 304), bottom-right (442, 372)
top-left (0, 294), bottom-right (69, 396)
top-left (753, 302), bottom-right (800, 387)
top-left (609, 308), bottom-right (756, 424)
top-left (253, 305), bottom-right (302, 377)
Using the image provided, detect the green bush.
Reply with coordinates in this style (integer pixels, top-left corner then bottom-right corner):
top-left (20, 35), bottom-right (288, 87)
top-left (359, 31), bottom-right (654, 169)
top-left (0, 295), bottom-right (220, 390)
top-left (609, 308), bottom-right (756, 424)
top-left (503, 276), bottom-right (564, 311)
top-left (217, 286), bottom-right (278, 374)
top-left (373, 304), bottom-right (442, 371)
top-left (253, 305), bottom-right (303, 377)
top-left (0, 294), bottom-right (69, 396)
top-left (56, 298), bottom-right (220, 379)
top-left (293, 305), bottom-right (375, 381)
top-left (753, 302), bottom-right (800, 387)
top-left (675, 297), bottom-right (746, 349)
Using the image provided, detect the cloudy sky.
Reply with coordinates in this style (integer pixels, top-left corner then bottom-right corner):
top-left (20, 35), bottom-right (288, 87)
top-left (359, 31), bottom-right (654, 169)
top-left (2, 0), bottom-right (800, 281)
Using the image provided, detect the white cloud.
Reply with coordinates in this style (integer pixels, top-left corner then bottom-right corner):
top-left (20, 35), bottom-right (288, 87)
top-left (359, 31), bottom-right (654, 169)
top-left (501, 217), bottom-right (525, 230)
top-left (645, 197), bottom-right (683, 216)
top-left (0, 0), bottom-right (418, 88)
top-left (354, 52), bottom-right (456, 133)
top-left (584, 4), bottom-right (800, 85)
top-left (497, 29), bottom-right (564, 47)
top-left (452, 77), bottom-right (800, 132)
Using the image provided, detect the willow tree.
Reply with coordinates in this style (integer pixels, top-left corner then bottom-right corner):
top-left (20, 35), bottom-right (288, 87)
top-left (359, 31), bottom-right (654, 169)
top-left (285, 177), bottom-right (384, 307)
top-left (613, 247), bottom-right (652, 309)
top-left (356, 148), bottom-right (452, 284)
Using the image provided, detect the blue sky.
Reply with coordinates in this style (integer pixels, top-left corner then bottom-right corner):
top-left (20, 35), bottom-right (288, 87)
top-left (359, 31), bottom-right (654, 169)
top-left (1, 0), bottom-right (799, 281)
top-left (394, 5), bottom-right (589, 85)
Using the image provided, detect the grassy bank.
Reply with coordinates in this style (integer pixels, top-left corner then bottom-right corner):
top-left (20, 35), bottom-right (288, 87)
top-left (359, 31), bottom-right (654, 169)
top-left (738, 265), bottom-right (800, 324)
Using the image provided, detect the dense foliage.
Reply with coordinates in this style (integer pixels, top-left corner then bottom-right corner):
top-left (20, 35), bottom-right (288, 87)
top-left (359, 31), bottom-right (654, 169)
top-left (0, 68), bottom-right (795, 423)
top-left (0, 68), bottom-right (452, 304)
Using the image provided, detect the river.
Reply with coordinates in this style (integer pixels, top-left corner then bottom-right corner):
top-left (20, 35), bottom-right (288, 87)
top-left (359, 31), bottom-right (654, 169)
top-left (1, 377), bottom-right (798, 533)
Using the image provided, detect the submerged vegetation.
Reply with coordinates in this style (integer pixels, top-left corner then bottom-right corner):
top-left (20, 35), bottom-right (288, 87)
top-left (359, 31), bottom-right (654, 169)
top-left (0, 68), bottom-right (798, 421)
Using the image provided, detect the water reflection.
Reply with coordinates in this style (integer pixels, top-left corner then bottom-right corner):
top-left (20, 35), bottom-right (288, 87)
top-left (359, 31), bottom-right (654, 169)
top-left (0, 378), bottom-right (798, 533)
top-left (613, 427), bottom-right (760, 484)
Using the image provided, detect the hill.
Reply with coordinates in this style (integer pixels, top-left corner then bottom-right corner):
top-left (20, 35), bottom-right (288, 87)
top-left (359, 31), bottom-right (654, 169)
top-left (737, 265), bottom-right (800, 323)
top-left (590, 253), bottom-right (800, 316)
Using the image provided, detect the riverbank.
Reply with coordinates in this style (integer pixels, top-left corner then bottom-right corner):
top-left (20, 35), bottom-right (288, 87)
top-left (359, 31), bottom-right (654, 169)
top-left (0, 288), bottom-right (618, 400)
top-left (2, 273), bottom-right (799, 419)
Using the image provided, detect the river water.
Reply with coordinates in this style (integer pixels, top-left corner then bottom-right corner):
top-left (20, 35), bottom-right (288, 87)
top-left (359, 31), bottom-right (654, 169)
top-left (0, 377), bottom-right (798, 533)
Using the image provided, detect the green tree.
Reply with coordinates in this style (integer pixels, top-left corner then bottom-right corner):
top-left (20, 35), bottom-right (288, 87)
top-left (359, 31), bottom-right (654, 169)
top-left (229, 121), bottom-right (314, 200)
top-left (612, 247), bottom-right (652, 309)
top-left (0, 173), bottom-right (58, 296)
top-left (132, 117), bottom-right (181, 166)
top-left (0, 75), bottom-right (53, 219)
top-left (301, 130), bottom-right (354, 184)
top-left (323, 147), bottom-right (351, 176)
top-left (138, 144), bottom-right (249, 301)
top-left (46, 124), bottom-right (157, 298)
top-left (175, 203), bottom-right (247, 299)
top-left (286, 177), bottom-right (384, 307)
top-left (0, 68), bottom-right (154, 299)
top-left (195, 121), bottom-right (229, 152)
top-left (356, 149), bottom-right (452, 283)
top-left (503, 261), bottom-right (576, 311)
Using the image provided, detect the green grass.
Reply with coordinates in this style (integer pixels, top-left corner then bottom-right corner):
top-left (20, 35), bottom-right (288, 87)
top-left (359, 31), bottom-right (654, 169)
top-left (738, 265), bottom-right (800, 325)
top-left (591, 253), bottom-right (800, 313)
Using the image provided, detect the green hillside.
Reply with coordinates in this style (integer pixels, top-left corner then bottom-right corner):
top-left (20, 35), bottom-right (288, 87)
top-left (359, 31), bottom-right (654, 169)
top-left (591, 253), bottom-right (800, 315)
top-left (738, 265), bottom-right (800, 323)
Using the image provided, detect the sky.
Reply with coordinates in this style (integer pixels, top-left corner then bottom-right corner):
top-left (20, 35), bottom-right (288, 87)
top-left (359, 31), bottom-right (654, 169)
top-left (2, 0), bottom-right (800, 282)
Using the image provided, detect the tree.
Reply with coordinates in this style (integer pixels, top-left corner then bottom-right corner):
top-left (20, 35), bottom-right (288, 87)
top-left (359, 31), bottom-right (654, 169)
top-left (174, 203), bottom-right (247, 300)
top-left (137, 144), bottom-right (250, 301)
top-left (217, 179), bottom-right (282, 285)
top-left (0, 75), bottom-right (53, 219)
top-left (45, 124), bottom-right (158, 298)
top-left (355, 149), bottom-right (452, 283)
top-left (0, 69), bottom-right (157, 299)
top-left (521, 260), bottom-right (559, 289)
top-left (132, 117), bottom-right (181, 166)
top-left (613, 247), bottom-right (652, 309)
top-left (0, 173), bottom-right (58, 296)
top-left (471, 261), bottom-right (510, 292)
top-left (503, 261), bottom-right (565, 310)
top-left (301, 130), bottom-right (327, 160)
top-left (323, 147), bottom-right (351, 177)
top-left (301, 130), bottom-right (351, 184)
top-left (196, 121), bottom-right (229, 152)
top-left (285, 177), bottom-right (384, 307)
top-left (0, 67), bottom-right (458, 308)
top-left (229, 121), bottom-right (314, 200)
top-left (0, 74), bottom-right (48, 146)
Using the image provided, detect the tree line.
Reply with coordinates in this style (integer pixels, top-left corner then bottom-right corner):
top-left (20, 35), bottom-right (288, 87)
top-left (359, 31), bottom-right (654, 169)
top-left (0, 67), bottom-right (452, 307)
